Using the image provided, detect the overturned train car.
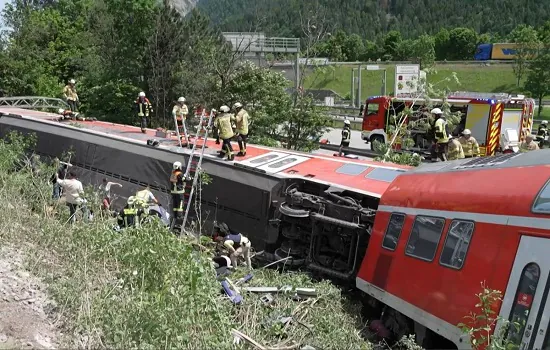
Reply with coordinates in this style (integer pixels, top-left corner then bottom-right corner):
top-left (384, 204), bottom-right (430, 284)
top-left (0, 109), bottom-right (409, 282)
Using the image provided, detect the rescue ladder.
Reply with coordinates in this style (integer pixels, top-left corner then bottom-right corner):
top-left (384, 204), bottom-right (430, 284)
top-left (180, 108), bottom-right (214, 236)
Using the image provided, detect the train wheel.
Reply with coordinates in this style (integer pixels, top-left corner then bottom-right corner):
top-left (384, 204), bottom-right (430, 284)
top-left (370, 135), bottom-right (384, 151)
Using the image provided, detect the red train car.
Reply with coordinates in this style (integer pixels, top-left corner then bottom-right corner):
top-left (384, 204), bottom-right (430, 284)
top-left (356, 152), bottom-right (550, 349)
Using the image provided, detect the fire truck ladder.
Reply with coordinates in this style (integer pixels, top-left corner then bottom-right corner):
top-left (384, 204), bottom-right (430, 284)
top-left (179, 109), bottom-right (214, 236)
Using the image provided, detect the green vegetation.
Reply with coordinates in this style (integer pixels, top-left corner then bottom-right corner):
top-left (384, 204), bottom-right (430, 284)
top-left (0, 131), bottom-right (372, 348)
top-left (304, 63), bottom-right (520, 101)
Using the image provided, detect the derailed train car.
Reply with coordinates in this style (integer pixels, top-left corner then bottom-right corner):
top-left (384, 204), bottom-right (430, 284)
top-left (0, 108), bottom-right (410, 280)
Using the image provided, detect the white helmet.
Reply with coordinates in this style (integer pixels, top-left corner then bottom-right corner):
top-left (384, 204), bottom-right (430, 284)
top-left (344, 119), bottom-right (351, 125)
top-left (233, 102), bottom-right (243, 109)
top-left (462, 129), bottom-right (472, 135)
top-left (139, 91), bottom-right (145, 97)
top-left (177, 97), bottom-right (186, 103)
top-left (173, 161), bottom-right (182, 170)
top-left (543, 120), bottom-right (548, 125)
top-left (220, 105), bottom-right (230, 113)
top-left (69, 79), bottom-right (76, 84)
top-left (430, 108), bottom-right (442, 115)
top-left (127, 196), bottom-right (136, 206)
top-left (58, 108), bottom-right (65, 114)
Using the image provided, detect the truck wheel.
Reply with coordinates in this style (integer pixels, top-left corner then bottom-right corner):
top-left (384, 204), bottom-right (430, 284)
top-left (370, 135), bottom-right (384, 151)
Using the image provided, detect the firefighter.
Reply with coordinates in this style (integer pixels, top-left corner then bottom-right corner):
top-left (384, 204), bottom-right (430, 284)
top-left (211, 109), bottom-right (220, 144)
top-left (447, 135), bottom-right (465, 161)
top-left (215, 105), bottom-right (235, 161)
top-left (427, 108), bottom-right (441, 161)
top-left (172, 97), bottom-right (190, 146)
top-left (338, 119), bottom-right (351, 156)
top-left (117, 196), bottom-right (144, 229)
top-left (135, 185), bottom-right (160, 215)
top-left (432, 108), bottom-right (450, 162)
top-left (232, 102), bottom-right (249, 156)
top-left (213, 222), bottom-right (252, 269)
top-left (458, 129), bottom-right (480, 158)
top-left (63, 79), bottom-right (79, 113)
top-left (536, 120), bottom-right (548, 148)
top-left (519, 134), bottom-right (540, 152)
top-left (135, 92), bottom-right (153, 133)
top-left (170, 161), bottom-right (186, 227)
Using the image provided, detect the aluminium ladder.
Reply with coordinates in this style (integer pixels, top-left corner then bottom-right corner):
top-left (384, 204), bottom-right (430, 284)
top-left (179, 108), bottom-right (215, 236)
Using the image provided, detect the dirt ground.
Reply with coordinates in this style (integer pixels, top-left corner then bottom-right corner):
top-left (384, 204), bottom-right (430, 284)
top-left (0, 245), bottom-right (61, 349)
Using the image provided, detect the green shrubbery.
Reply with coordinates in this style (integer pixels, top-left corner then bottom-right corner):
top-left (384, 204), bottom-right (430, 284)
top-left (0, 131), bottom-right (373, 349)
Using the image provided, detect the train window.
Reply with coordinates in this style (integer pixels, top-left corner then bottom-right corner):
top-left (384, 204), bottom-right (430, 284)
top-left (405, 215), bottom-right (446, 261)
top-left (268, 157), bottom-right (297, 168)
top-left (365, 168), bottom-right (406, 183)
top-left (506, 263), bottom-right (540, 347)
top-left (336, 163), bottom-right (370, 176)
top-left (382, 213), bottom-right (406, 251)
top-left (439, 220), bottom-right (475, 269)
top-left (533, 179), bottom-right (550, 214)
top-left (250, 154), bottom-right (280, 164)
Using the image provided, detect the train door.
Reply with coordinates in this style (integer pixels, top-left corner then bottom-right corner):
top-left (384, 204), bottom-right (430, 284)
top-left (497, 236), bottom-right (550, 350)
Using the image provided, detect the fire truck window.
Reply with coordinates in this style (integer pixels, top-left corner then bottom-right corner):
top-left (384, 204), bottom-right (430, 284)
top-left (506, 263), bottom-right (540, 347)
top-left (382, 213), bottom-right (406, 251)
top-left (365, 167), bottom-right (406, 183)
top-left (405, 216), bottom-right (446, 261)
top-left (533, 179), bottom-right (550, 214)
top-left (439, 220), bottom-right (475, 269)
top-left (366, 103), bottom-right (378, 115)
top-left (336, 163), bottom-right (370, 176)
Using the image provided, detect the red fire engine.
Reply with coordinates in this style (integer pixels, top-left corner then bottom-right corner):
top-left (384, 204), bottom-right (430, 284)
top-left (360, 93), bottom-right (535, 156)
top-left (357, 152), bottom-right (550, 349)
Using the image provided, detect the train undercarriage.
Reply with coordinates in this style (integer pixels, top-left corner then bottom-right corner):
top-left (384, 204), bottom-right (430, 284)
top-left (264, 180), bottom-right (458, 349)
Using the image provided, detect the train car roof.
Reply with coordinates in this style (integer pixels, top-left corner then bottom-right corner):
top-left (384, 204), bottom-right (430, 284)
top-left (0, 107), bottom-right (413, 198)
top-left (380, 150), bottom-right (550, 222)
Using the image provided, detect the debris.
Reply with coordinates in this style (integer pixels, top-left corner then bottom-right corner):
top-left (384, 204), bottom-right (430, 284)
top-left (231, 329), bottom-right (267, 350)
top-left (262, 256), bottom-right (293, 269)
top-left (300, 346), bottom-right (317, 350)
top-left (260, 294), bottom-right (274, 305)
top-left (235, 273), bottom-right (254, 286)
top-left (242, 286), bottom-right (317, 297)
top-left (221, 280), bottom-right (242, 305)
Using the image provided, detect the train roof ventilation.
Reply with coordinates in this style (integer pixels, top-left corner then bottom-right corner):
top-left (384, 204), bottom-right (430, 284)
top-left (336, 163), bottom-right (370, 176)
top-left (454, 153), bottom-right (521, 169)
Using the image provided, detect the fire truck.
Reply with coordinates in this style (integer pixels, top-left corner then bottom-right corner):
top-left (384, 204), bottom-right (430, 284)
top-left (360, 92), bottom-right (535, 156)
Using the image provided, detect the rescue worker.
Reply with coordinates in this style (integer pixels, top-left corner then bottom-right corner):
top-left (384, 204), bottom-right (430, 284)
top-left (172, 97), bottom-right (190, 146)
top-left (211, 109), bottom-right (220, 144)
top-left (214, 222), bottom-right (252, 269)
top-left (447, 135), bottom-right (465, 161)
top-left (215, 105), bottom-right (235, 161)
top-left (519, 134), bottom-right (540, 152)
top-left (99, 178), bottom-right (122, 211)
top-left (51, 159), bottom-right (69, 199)
top-left (135, 92), bottom-right (153, 133)
top-left (338, 119), bottom-right (351, 156)
top-left (55, 170), bottom-right (88, 224)
top-left (536, 120), bottom-right (548, 149)
top-left (117, 196), bottom-right (144, 229)
top-left (427, 108), bottom-right (440, 161)
top-left (232, 102), bottom-right (249, 156)
top-left (458, 129), bottom-right (480, 158)
top-left (63, 79), bottom-right (79, 113)
top-left (170, 161), bottom-right (186, 227)
top-left (135, 185), bottom-right (160, 215)
top-left (432, 108), bottom-right (450, 162)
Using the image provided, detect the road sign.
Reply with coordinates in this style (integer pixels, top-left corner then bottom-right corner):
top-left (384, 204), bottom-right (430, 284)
top-left (366, 65), bottom-right (380, 71)
top-left (395, 64), bottom-right (422, 98)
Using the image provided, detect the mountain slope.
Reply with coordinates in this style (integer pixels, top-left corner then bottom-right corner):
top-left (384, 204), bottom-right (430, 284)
top-left (196, 0), bottom-right (550, 39)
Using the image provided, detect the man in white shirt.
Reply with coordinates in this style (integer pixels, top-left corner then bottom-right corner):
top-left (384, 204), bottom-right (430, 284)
top-left (56, 171), bottom-right (88, 223)
top-left (135, 186), bottom-right (159, 214)
top-left (99, 178), bottom-right (122, 211)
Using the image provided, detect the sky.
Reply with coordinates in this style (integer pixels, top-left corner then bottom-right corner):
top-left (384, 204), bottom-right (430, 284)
top-left (0, 0), bottom-right (7, 30)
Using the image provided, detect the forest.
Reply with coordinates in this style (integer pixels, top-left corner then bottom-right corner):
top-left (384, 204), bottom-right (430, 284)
top-left (197, 0), bottom-right (550, 41)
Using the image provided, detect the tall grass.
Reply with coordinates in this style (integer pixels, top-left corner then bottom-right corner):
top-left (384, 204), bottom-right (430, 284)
top-left (0, 131), bottom-right (374, 349)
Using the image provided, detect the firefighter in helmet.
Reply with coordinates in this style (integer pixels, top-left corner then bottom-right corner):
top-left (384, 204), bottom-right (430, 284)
top-left (536, 120), bottom-right (548, 148)
top-left (520, 134), bottom-right (540, 152)
top-left (232, 102), bottom-right (249, 156)
top-left (432, 108), bottom-right (450, 161)
top-left (135, 92), bottom-right (153, 133)
top-left (63, 79), bottom-right (79, 113)
top-left (458, 129), bottom-right (480, 158)
top-left (447, 135), bottom-right (465, 161)
top-left (215, 105), bottom-right (235, 161)
top-left (338, 119), bottom-right (351, 156)
top-left (117, 196), bottom-right (144, 229)
top-left (172, 97), bottom-right (190, 146)
top-left (170, 161), bottom-right (186, 226)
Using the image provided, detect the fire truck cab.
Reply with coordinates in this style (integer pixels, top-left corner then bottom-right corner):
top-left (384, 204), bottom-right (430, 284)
top-left (360, 93), bottom-right (535, 156)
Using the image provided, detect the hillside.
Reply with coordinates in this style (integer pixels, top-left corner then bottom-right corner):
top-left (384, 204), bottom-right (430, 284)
top-left (196, 0), bottom-right (550, 39)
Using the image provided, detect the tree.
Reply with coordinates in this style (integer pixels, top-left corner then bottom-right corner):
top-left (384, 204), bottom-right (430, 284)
top-left (433, 28), bottom-right (450, 61)
top-left (383, 30), bottom-right (402, 60)
top-left (524, 53), bottom-right (550, 117)
top-left (509, 24), bottom-right (540, 86)
top-left (411, 34), bottom-right (436, 69)
top-left (447, 28), bottom-right (478, 60)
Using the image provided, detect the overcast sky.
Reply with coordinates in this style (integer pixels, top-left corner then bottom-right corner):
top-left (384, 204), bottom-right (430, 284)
top-left (0, 0), bottom-right (7, 29)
